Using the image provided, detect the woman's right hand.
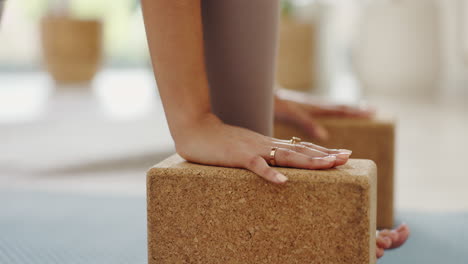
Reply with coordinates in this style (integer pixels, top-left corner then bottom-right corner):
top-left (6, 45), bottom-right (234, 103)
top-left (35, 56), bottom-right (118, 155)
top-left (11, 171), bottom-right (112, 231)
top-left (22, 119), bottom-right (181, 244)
top-left (174, 113), bottom-right (352, 184)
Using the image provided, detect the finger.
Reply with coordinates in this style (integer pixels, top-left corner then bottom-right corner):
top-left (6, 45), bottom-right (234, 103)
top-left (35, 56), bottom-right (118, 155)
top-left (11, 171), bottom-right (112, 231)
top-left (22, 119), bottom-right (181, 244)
top-left (271, 139), bottom-right (352, 166)
top-left (327, 152), bottom-right (350, 166)
top-left (273, 148), bottom-right (336, 169)
top-left (245, 156), bottom-right (288, 184)
top-left (339, 104), bottom-right (376, 118)
top-left (298, 142), bottom-right (352, 165)
top-left (300, 141), bottom-right (352, 155)
top-left (332, 154), bottom-right (349, 166)
top-left (307, 104), bottom-right (375, 118)
top-left (307, 104), bottom-right (351, 116)
top-left (288, 104), bottom-right (329, 140)
top-left (273, 142), bottom-right (329, 158)
top-left (283, 143), bottom-right (349, 166)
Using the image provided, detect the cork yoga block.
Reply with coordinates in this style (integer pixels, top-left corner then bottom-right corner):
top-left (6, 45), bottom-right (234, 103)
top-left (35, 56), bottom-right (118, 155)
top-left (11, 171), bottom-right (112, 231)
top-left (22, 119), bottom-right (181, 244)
top-left (274, 117), bottom-right (395, 229)
top-left (147, 155), bottom-right (377, 264)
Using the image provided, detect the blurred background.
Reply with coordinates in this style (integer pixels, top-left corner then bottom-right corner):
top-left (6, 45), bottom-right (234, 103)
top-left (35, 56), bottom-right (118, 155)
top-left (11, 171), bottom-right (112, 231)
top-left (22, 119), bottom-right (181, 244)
top-left (1, 0), bottom-right (467, 263)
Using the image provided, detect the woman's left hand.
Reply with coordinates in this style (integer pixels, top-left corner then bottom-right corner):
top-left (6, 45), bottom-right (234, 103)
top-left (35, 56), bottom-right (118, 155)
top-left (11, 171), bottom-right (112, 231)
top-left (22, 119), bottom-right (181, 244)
top-left (274, 89), bottom-right (375, 140)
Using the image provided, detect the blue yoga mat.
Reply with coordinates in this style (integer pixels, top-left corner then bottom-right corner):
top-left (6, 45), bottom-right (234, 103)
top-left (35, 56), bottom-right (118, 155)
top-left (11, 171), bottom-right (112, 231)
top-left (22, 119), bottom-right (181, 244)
top-left (0, 191), bottom-right (147, 264)
top-left (380, 210), bottom-right (468, 264)
top-left (0, 191), bottom-right (466, 263)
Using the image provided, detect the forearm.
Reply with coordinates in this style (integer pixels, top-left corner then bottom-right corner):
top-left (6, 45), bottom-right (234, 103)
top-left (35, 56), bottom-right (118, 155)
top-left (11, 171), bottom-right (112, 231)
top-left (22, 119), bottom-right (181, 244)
top-left (141, 0), bottom-right (213, 140)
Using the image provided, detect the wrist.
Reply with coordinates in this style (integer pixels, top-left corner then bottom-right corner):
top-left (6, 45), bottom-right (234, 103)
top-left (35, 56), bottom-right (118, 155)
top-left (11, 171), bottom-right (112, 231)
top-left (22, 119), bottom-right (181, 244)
top-left (169, 111), bottom-right (221, 145)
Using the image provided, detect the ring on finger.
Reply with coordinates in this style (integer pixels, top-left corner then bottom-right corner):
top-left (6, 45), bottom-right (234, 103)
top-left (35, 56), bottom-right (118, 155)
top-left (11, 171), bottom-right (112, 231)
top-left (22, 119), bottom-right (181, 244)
top-left (290, 136), bottom-right (302, 145)
top-left (269, 147), bottom-right (279, 166)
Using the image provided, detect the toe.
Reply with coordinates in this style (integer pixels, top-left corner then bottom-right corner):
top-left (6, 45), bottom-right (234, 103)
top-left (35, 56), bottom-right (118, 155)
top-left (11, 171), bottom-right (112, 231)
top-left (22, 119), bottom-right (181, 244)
top-left (378, 229), bottom-right (399, 242)
top-left (376, 247), bottom-right (385, 259)
top-left (397, 223), bottom-right (410, 233)
top-left (376, 236), bottom-right (392, 249)
top-left (391, 224), bottom-right (410, 249)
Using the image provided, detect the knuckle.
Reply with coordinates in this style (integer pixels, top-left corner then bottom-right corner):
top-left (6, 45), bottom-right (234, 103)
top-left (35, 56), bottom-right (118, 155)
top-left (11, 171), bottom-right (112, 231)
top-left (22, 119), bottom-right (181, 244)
top-left (281, 149), bottom-right (296, 166)
top-left (294, 145), bottom-right (307, 153)
top-left (246, 155), bottom-right (262, 170)
top-left (307, 157), bottom-right (323, 168)
top-left (245, 156), bottom-right (276, 180)
top-left (282, 149), bottom-right (292, 159)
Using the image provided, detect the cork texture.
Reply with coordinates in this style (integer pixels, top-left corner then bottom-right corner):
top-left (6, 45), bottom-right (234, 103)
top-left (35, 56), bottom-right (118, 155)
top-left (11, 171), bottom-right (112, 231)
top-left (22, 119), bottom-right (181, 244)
top-left (147, 155), bottom-right (377, 264)
top-left (274, 117), bottom-right (395, 229)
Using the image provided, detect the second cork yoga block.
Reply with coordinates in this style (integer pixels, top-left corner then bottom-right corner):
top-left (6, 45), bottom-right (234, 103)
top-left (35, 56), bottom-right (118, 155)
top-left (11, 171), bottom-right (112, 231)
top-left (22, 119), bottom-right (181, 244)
top-left (147, 155), bottom-right (377, 264)
top-left (274, 117), bottom-right (395, 229)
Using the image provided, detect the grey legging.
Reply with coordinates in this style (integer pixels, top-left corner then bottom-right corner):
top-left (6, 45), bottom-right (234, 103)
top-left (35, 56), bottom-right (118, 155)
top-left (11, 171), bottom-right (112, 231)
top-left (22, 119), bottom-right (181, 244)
top-left (202, 0), bottom-right (280, 136)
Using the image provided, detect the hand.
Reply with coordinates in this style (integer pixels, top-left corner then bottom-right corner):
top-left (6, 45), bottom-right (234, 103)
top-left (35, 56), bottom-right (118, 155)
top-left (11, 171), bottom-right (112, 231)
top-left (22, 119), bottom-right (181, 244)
top-left (274, 89), bottom-right (375, 140)
top-left (175, 113), bottom-right (352, 184)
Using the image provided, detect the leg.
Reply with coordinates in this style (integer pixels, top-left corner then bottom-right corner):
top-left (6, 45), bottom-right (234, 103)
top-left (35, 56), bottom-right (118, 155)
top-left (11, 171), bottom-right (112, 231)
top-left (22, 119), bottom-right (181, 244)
top-left (202, 1), bottom-right (410, 260)
top-left (202, 0), bottom-right (280, 136)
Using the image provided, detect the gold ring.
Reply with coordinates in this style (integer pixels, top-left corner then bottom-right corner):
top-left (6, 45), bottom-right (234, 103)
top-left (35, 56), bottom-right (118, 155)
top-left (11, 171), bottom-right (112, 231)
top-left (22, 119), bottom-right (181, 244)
top-left (269, 147), bottom-right (278, 166)
top-left (290, 136), bottom-right (302, 145)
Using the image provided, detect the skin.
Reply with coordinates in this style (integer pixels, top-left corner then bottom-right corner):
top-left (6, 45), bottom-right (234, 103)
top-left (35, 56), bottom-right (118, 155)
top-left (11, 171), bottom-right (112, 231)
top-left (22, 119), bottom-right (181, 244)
top-left (141, 0), bottom-right (408, 258)
top-left (376, 223), bottom-right (411, 258)
top-left (274, 88), bottom-right (376, 140)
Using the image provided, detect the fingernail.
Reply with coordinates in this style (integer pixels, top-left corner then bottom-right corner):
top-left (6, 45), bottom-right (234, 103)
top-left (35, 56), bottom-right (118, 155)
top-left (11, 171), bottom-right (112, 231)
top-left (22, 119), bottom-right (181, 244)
top-left (322, 156), bottom-right (336, 162)
top-left (275, 173), bottom-right (288, 183)
top-left (336, 153), bottom-right (350, 160)
top-left (339, 149), bottom-right (352, 154)
top-left (329, 149), bottom-right (352, 155)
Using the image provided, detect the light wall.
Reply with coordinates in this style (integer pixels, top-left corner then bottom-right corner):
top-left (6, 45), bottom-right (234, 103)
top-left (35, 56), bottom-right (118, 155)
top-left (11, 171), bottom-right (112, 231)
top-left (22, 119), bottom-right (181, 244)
top-left (354, 0), bottom-right (468, 98)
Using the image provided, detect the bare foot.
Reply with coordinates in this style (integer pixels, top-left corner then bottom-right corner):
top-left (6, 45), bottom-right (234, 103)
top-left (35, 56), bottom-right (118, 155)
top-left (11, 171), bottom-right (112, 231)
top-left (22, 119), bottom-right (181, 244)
top-left (376, 223), bottom-right (410, 258)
